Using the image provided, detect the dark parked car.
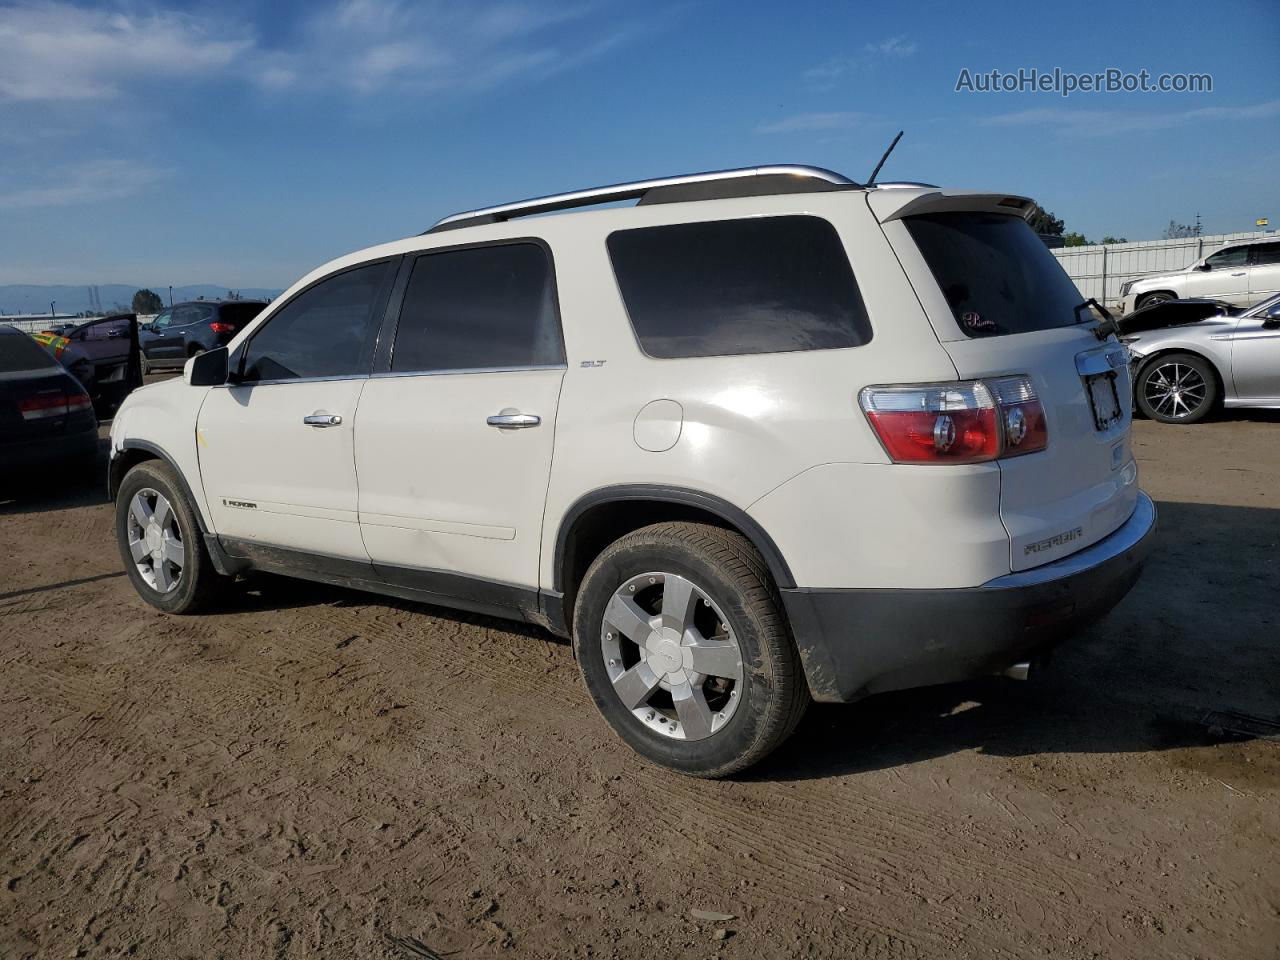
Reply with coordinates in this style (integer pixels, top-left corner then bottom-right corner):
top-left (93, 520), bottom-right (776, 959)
top-left (1, 325), bottom-right (99, 475)
top-left (140, 300), bottom-right (267, 373)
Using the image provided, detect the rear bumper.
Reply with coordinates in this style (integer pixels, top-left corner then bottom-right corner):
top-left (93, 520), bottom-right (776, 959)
top-left (782, 492), bottom-right (1157, 702)
top-left (1, 423), bottom-right (99, 471)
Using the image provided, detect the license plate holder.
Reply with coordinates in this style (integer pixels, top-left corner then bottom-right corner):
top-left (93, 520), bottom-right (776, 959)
top-left (1085, 371), bottom-right (1123, 431)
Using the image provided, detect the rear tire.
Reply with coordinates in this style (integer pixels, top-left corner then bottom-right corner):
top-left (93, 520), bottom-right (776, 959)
top-left (1135, 352), bottom-right (1218, 424)
top-left (573, 522), bottom-right (810, 778)
top-left (115, 460), bottom-right (224, 614)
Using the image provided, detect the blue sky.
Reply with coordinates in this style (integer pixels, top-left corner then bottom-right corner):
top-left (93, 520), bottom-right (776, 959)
top-left (1, 0), bottom-right (1277, 287)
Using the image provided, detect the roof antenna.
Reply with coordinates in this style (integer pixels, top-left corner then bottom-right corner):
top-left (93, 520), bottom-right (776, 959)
top-left (866, 130), bottom-right (903, 185)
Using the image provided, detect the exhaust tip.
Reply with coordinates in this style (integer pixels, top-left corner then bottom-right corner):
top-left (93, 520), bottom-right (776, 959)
top-left (1003, 661), bottom-right (1032, 681)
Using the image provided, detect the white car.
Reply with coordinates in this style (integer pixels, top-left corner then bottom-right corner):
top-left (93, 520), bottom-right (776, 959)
top-left (1119, 238), bottom-right (1280, 315)
top-left (109, 165), bottom-right (1156, 777)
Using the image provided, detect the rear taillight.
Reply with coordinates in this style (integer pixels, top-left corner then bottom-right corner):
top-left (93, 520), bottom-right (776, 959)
top-left (19, 391), bottom-right (92, 420)
top-left (859, 376), bottom-right (1047, 464)
top-left (208, 322), bottom-right (235, 334)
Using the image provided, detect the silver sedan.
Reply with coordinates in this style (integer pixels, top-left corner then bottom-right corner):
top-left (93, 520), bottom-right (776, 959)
top-left (1121, 293), bottom-right (1280, 423)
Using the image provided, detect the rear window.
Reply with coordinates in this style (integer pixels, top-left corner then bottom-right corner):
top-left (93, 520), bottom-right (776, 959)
top-left (0, 331), bottom-right (60, 373)
top-left (218, 303), bottom-right (267, 327)
top-left (607, 215), bottom-right (872, 359)
top-left (905, 213), bottom-right (1086, 337)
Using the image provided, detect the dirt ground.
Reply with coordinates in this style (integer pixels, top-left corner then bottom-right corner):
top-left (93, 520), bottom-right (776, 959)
top-left (1, 410), bottom-right (1277, 960)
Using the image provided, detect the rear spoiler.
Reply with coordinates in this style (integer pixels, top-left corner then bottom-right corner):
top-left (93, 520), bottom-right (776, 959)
top-left (867, 188), bottom-right (1036, 224)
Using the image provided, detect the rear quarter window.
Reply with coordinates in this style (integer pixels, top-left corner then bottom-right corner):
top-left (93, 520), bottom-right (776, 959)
top-left (905, 213), bottom-right (1086, 337)
top-left (607, 215), bottom-right (871, 359)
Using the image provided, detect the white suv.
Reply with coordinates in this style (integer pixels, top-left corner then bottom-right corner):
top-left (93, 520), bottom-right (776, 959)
top-left (1119, 238), bottom-right (1280, 314)
top-left (109, 165), bottom-right (1156, 777)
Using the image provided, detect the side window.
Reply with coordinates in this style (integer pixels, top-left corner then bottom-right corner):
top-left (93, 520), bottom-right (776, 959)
top-left (172, 304), bottom-right (214, 326)
top-left (239, 260), bottom-right (395, 382)
top-left (607, 215), bottom-right (872, 359)
top-left (1205, 247), bottom-right (1249, 270)
top-left (1250, 243), bottom-right (1280, 266)
top-left (151, 310), bottom-right (172, 330)
top-left (391, 243), bottom-right (563, 373)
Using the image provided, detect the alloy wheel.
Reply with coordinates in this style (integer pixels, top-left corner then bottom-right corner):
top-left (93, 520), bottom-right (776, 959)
top-left (125, 488), bottom-right (185, 592)
top-left (600, 572), bottom-right (744, 741)
top-left (1144, 362), bottom-right (1208, 420)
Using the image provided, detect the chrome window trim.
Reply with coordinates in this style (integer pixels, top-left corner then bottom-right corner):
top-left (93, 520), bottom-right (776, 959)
top-left (212, 373), bottom-right (370, 388)
top-left (372, 364), bottom-right (568, 380)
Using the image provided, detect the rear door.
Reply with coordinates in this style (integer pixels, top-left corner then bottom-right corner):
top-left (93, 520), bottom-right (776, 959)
top-left (1247, 242), bottom-right (1280, 303)
top-left (881, 206), bottom-right (1138, 571)
top-left (355, 241), bottom-right (565, 592)
top-left (197, 260), bottom-right (397, 559)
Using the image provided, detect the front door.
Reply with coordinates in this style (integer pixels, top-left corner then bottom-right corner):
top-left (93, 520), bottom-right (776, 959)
top-left (1229, 309), bottom-right (1280, 402)
top-left (355, 242), bottom-right (566, 592)
top-left (1182, 246), bottom-right (1251, 304)
top-left (197, 259), bottom-right (398, 559)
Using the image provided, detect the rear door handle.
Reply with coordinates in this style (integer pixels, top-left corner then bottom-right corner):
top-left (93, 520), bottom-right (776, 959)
top-left (303, 413), bottom-right (342, 427)
top-left (486, 412), bottom-right (540, 429)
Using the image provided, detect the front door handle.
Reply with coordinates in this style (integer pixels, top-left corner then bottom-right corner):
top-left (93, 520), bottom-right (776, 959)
top-left (303, 413), bottom-right (343, 427)
top-left (486, 412), bottom-right (540, 429)
top-left (1230, 271), bottom-right (1247, 276)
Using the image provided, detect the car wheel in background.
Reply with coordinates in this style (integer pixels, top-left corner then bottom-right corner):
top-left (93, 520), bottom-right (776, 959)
top-left (572, 521), bottom-right (810, 778)
top-left (115, 460), bottom-right (225, 613)
top-left (1135, 353), bottom-right (1218, 424)
top-left (1136, 292), bottom-right (1175, 310)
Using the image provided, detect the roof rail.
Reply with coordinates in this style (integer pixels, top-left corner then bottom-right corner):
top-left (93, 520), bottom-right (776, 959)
top-left (425, 164), bottom-right (861, 233)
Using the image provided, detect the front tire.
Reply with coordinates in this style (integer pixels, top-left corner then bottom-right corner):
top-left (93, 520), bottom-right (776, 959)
top-left (1136, 291), bottom-right (1175, 310)
top-left (115, 460), bottom-right (224, 613)
top-left (573, 522), bottom-right (810, 778)
top-left (1135, 353), bottom-right (1218, 424)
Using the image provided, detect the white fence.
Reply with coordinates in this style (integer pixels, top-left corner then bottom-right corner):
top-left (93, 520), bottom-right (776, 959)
top-left (1051, 230), bottom-right (1273, 308)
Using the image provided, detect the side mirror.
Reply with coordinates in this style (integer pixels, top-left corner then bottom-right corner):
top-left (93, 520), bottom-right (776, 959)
top-left (187, 346), bottom-right (229, 386)
top-left (1195, 262), bottom-right (1212, 271)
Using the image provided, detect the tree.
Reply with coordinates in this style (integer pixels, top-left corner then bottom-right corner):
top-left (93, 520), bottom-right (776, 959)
top-left (1062, 232), bottom-right (1090, 247)
top-left (132, 289), bottom-right (164, 314)
top-left (1027, 204), bottom-right (1064, 236)
top-left (1162, 220), bottom-right (1201, 240)
top-left (1101, 235), bottom-right (1128, 245)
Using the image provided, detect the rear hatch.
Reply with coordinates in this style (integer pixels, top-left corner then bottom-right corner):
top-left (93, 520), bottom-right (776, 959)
top-left (872, 192), bottom-right (1139, 571)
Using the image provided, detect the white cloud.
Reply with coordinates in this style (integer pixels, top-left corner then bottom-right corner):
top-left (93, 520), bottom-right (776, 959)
top-left (0, 1), bottom-right (641, 103)
top-left (250, 0), bottom-right (628, 96)
top-left (0, 158), bottom-right (170, 208)
top-left (864, 36), bottom-right (917, 58)
top-left (802, 36), bottom-right (916, 90)
top-left (980, 99), bottom-right (1280, 137)
top-left (0, 1), bottom-right (252, 101)
top-left (755, 112), bottom-right (866, 135)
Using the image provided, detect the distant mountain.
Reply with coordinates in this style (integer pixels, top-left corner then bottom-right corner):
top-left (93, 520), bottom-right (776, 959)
top-left (0, 284), bottom-right (284, 315)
